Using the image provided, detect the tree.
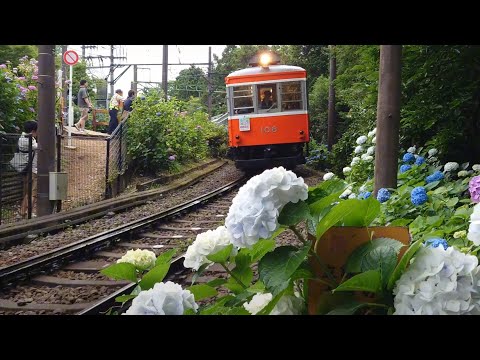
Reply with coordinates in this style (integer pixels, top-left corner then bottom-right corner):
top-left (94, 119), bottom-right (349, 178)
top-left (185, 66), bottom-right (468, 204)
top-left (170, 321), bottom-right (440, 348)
top-left (327, 45), bottom-right (337, 150)
top-left (171, 65), bottom-right (207, 101)
top-left (0, 45), bottom-right (38, 66)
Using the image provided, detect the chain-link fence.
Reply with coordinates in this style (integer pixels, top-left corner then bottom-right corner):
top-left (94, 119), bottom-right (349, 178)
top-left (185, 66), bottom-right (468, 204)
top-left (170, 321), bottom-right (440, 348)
top-left (59, 134), bottom-right (107, 211)
top-left (0, 133), bottom-right (34, 225)
top-left (105, 119), bottom-right (128, 198)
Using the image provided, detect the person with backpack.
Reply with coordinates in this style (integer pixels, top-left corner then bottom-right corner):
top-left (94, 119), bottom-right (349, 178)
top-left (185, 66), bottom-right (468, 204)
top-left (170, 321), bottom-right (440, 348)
top-left (74, 79), bottom-right (93, 132)
top-left (17, 120), bottom-right (38, 218)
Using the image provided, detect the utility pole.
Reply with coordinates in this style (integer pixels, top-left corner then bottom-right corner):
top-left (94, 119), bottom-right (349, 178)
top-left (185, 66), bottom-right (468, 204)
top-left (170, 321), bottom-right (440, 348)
top-left (110, 45), bottom-right (115, 98)
top-left (81, 45), bottom-right (85, 59)
top-left (37, 45), bottom-right (56, 216)
top-left (162, 45), bottom-right (168, 101)
top-left (61, 45), bottom-right (68, 125)
top-left (327, 45), bottom-right (337, 151)
top-left (207, 46), bottom-right (213, 119)
top-left (374, 45), bottom-right (402, 195)
top-left (132, 64), bottom-right (137, 94)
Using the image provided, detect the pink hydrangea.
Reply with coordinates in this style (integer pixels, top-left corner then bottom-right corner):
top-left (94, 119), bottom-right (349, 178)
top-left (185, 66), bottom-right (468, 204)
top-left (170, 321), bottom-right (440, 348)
top-left (17, 76), bottom-right (26, 80)
top-left (31, 75), bottom-right (38, 80)
top-left (469, 175), bottom-right (480, 203)
top-left (28, 85), bottom-right (37, 91)
top-left (0, 64), bottom-right (6, 68)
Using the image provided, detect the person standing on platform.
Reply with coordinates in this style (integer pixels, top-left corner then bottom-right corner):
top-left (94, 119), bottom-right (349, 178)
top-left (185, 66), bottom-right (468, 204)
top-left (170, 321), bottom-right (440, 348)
top-left (74, 80), bottom-right (93, 132)
top-left (108, 89), bottom-right (124, 134)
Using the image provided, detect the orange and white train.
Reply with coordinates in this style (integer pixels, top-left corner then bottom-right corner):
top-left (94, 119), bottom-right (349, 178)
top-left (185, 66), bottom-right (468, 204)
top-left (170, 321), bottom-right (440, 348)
top-left (225, 52), bottom-right (310, 170)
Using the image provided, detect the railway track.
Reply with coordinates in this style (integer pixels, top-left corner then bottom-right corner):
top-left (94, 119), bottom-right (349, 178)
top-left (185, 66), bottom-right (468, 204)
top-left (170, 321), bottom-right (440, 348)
top-left (0, 178), bottom-right (244, 315)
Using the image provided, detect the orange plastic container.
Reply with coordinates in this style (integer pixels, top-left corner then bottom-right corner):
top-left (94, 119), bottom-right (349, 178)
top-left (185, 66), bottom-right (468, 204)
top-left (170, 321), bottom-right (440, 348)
top-left (307, 226), bottom-right (411, 315)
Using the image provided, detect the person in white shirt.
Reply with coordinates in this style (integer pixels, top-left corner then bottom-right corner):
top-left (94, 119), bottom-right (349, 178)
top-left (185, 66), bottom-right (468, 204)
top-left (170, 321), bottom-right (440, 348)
top-left (18, 120), bottom-right (38, 218)
top-left (108, 89), bottom-right (124, 134)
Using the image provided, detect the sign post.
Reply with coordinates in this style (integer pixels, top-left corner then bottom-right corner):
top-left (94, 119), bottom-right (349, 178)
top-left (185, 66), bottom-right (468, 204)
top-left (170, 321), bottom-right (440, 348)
top-left (63, 50), bottom-right (79, 147)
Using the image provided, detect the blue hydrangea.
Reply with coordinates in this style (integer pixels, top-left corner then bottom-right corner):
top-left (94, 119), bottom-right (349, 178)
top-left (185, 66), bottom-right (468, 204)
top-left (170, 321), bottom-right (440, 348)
top-left (400, 164), bottom-right (411, 173)
top-left (376, 188), bottom-right (390, 203)
top-left (425, 170), bottom-right (444, 183)
top-left (402, 153), bottom-right (415, 164)
top-left (156, 112), bottom-right (162, 116)
top-left (411, 186), bottom-right (428, 206)
top-left (414, 156), bottom-right (425, 166)
top-left (358, 191), bottom-right (372, 200)
top-left (424, 238), bottom-right (449, 250)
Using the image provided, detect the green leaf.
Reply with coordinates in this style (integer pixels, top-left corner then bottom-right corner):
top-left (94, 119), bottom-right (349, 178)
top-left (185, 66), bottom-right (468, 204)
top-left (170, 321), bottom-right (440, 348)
top-left (138, 262), bottom-right (170, 291)
top-left (278, 200), bottom-right (311, 226)
top-left (315, 292), bottom-right (354, 315)
top-left (340, 197), bottom-right (380, 227)
top-left (327, 301), bottom-right (368, 315)
top-left (234, 251), bottom-right (251, 270)
top-left (333, 270), bottom-right (382, 293)
top-left (225, 266), bottom-right (253, 294)
top-left (155, 249), bottom-right (176, 266)
top-left (247, 281), bottom-right (266, 293)
top-left (307, 178), bottom-right (348, 204)
top-left (389, 218), bottom-right (412, 226)
top-left (256, 290), bottom-right (286, 315)
top-left (207, 278), bottom-right (227, 287)
top-left (316, 200), bottom-right (357, 240)
top-left (345, 237), bottom-right (405, 273)
top-left (206, 244), bottom-right (233, 263)
top-left (186, 284), bottom-right (217, 301)
top-left (100, 263), bottom-right (137, 283)
top-left (446, 197), bottom-right (459, 208)
top-left (424, 180), bottom-right (440, 190)
top-left (309, 191), bottom-right (345, 218)
top-left (241, 238), bottom-right (276, 263)
top-left (290, 266), bottom-right (314, 281)
top-left (362, 246), bottom-right (397, 285)
top-left (258, 244), bottom-right (310, 296)
top-left (200, 295), bottom-right (235, 315)
top-left (184, 308), bottom-right (197, 315)
top-left (387, 239), bottom-right (424, 290)
top-left (115, 294), bottom-right (137, 303)
top-left (191, 263), bottom-right (209, 285)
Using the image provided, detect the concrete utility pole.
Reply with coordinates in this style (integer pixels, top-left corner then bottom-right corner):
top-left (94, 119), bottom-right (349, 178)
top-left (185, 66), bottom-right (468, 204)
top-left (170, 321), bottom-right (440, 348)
top-left (61, 45), bottom-right (68, 124)
top-left (110, 45), bottom-right (115, 98)
top-left (208, 46), bottom-right (213, 119)
top-left (327, 45), bottom-right (337, 151)
top-left (37, 45), bottom-right (56, 216)
top-left (162, 45), bottom-right (168, 101)
top-left (374, 45), bottom-right (402, 195)
top-left (132, 64), bottom-right (138, 94)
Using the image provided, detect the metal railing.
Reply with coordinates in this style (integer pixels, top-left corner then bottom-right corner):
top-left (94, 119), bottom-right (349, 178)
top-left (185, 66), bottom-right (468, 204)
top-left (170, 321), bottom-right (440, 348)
top-left (105, 118), bottom-right (128, 198)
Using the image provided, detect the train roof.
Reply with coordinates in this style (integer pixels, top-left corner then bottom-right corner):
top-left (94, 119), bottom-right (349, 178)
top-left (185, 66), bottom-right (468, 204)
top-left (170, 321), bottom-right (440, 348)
top-left (225, 65), bottom-right (306, 85)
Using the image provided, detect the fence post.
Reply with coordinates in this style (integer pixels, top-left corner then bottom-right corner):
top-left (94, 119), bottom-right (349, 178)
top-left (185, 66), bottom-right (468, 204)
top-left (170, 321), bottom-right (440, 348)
top-left (0, 135), bottom-right (2, 225)
top-left (27, 135), bottom-right (33, 219)
top-left (105, 137), bottom-right (111, 199)
top-left (56, 133), bottom-right (62, 213)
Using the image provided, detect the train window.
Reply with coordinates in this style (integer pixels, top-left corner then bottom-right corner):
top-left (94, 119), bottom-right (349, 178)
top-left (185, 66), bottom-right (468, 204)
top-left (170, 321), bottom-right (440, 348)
top-left (257, 84), bottom-right (279, 113)
top-left (280, 81), bottom-right (303, 111)
top-left (232, 85), bottom-right (254, 115)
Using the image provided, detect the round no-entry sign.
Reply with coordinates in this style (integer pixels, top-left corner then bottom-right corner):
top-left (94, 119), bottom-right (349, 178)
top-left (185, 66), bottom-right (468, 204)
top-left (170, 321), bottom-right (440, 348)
top-left (63, 50), bottom-right (79, 66)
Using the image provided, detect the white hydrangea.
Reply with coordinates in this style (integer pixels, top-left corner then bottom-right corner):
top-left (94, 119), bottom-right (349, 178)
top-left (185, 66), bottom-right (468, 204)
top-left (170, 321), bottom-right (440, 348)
top-left (125, 281), bottom-right (198, 315)
top-left (366, 146), bottom-right (375, 156)
top-left (458, 170), bottom-right (469, 178)
top-left (343, 166), bottom-right (352, 174)
top-left (467, 203), bottom-right (480, 246)
top-left (428, 148), bottom-right (438, 157)
top-left (225, 167), bottom-right (308, 249)
top-left (348, 193), bottom-right (356, 199)
top-left (393, 246), bottom-right (480, 315)
top-left (367, 128), bottom-right (376, 137)
top-left (372, 136), bottom-right (376, 144)
top-left (444, 162), bottom-right (459, 172)
top-left (356, 135), bottom-right (367, 145)
top-left (354, 145), bottom-right (363, 154)
top-left (473, 164), bottom-right (480, 172)
top-left (340, 189), bottom-right (352, 199)
top-left (363, 155), bottom-right (373, 162)
top-left (454, 230), bottom-right (467, 239)
top-left (243, 293), bottom-right (305, 315)
top-left (351, 157), bottom-right (360, 166)
top-left (183, 226), bottom-right (237, 271)
top-left (407, 146), bottom-right (416, 154)
top-left (323, 172), bottom-right (335, 181)
top-left (428, 156), bottom-right (438, 163)
top-left (117, 249), bottom-right (156, 271)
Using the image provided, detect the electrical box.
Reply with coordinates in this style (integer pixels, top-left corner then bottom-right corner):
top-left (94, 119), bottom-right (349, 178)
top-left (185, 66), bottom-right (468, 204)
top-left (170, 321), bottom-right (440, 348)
top-left (49, 172), bottom-right (68, 200)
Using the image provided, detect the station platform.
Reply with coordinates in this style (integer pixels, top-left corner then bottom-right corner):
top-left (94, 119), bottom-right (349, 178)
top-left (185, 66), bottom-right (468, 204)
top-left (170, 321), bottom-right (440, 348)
top-left (63, 126), bottom-right (109, 138)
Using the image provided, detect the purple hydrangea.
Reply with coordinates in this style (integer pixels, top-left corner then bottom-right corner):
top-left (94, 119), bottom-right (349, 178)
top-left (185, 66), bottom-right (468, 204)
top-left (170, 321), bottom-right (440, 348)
top-left (424, 238), bottom-right (449, 250)
top-left (469, 175), bottom-right (480, 203)
top-left (156, 112), bottom-right (162, 116)
top-left (411, 186), bottom-right (428, 206)
top-left (377, 188), bottom-right (390, 203)
top-left (17, 76), bottom-right (26, 80)
top-left (402, 153), bottom-right (415, 164)
top-left (168, 155), bottom-right (176, 161)
top-left (29, 107), bottom-right (35, 113)
top-left (0, 64), bottom-right (6, 68)
top-left (426, 170), bottom-right (444, 183)
top-left (400, 164), bottom-right (411, 173)
top-left (358, 191), bottom-right (372, 200)
top-left (31, 75), bottom-right (38, 80)
top-left (414, 156), bottom-right (425, 166)
top-left (28, 85), bottom-right (37, 91)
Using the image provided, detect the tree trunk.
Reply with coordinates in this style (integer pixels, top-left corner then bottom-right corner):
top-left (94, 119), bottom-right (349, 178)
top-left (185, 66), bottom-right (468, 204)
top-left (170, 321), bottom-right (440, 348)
top-left (374, 45), bottom-right (402, 195)
top-left (327, 45), bottom-right (336, 151)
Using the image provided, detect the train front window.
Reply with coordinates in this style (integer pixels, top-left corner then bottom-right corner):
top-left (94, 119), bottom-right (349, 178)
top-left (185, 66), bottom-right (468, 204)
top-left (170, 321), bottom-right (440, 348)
top-left (280, 81), bottom-right (303, 111)
top-left (257, 84), bottom-right (278, 113)
top-left (232, 85), bottom-right (254, 114)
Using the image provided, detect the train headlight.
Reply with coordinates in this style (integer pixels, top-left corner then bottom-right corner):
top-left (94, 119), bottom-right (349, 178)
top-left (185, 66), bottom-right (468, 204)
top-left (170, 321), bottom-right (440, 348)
top-left (259, 53), bottom-right (272, 68)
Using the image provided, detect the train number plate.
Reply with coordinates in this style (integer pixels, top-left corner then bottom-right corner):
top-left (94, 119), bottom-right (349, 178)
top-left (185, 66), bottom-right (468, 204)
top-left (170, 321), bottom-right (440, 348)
top-left (239, 116), bottom-right (250, 131)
